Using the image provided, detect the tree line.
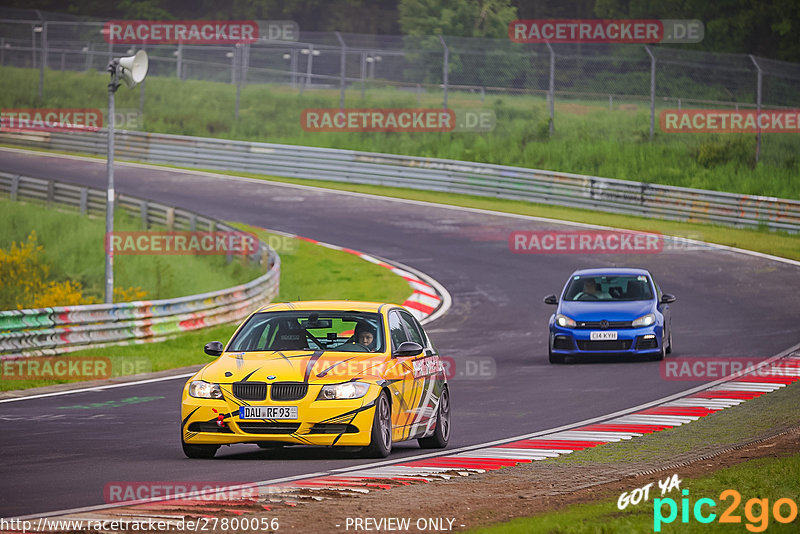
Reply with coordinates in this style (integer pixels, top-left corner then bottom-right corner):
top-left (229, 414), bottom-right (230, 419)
top-left (6, 0), bottom-right (798, 62)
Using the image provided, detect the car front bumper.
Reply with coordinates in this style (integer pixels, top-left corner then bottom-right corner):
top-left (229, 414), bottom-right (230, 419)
top-left (549, 324), bottom-right (663, 356)
top-left (181, 385), bottom-right (379, 447)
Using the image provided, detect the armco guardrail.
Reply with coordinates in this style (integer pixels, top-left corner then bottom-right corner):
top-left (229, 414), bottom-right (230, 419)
top-left (0, 172), bottom-right (280, 357)
top-left (1, 129), bottom-right (799, 232)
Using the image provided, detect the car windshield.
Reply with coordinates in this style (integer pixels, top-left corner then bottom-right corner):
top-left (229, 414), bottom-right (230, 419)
top-left (226, 311), bottom-right (384, 353)
top-left (564, 275), bottom-right (654, 301)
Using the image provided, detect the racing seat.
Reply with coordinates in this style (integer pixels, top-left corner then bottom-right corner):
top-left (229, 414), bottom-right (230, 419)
top-left (269, 322), bottom-right (308, 351)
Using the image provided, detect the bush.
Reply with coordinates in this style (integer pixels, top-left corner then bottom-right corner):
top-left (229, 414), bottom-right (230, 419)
top-left (0, 231), bottom-right (147, 309)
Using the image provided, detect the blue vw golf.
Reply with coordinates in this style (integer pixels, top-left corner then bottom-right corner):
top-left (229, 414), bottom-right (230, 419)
top-left (543, 268), bottom-right (675, 363)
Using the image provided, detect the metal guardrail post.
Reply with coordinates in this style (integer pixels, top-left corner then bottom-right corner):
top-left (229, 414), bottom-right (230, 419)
top-left (10, 175), bottom-right (20, 201)
top-left (749, 55), bottom-right (763, 164)
top-left (140, 199), bottom-right (148, 229)
top-left (79, 187), bottom-right (88, 214)
top-left (645, 46), bottom-right (656, 142)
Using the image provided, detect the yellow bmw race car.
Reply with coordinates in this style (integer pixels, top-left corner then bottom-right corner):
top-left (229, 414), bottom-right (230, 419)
top-left (181, 301), bottom-right (450, 458)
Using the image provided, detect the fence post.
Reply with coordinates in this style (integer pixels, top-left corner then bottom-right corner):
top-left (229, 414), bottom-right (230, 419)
top-left (749, 54), bottom-right (762, 164)
top-left (243, 43), bottom-right (250, 86)
top-left (176, 42), bottom-right (183, 79)
top-left (438, 35), bottom-right (448, 110)
top-left (360, 51), bottom-right (366, 98)
top-left (645, 46), bottom-right (655, 142)
top-left (31, 23), bottom-right (36, 69)
top-left (545, 41), bottom-right (555, 136)
top-left (139, 44), bottom-right (146, 118)
top-left (235, 44), bottom-right (241, 119)
top-left (335, 32), bottom-right (346, 110)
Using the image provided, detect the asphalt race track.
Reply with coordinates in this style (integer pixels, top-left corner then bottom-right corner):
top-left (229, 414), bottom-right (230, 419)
top-left (1, 149), bottom-right (799, 518)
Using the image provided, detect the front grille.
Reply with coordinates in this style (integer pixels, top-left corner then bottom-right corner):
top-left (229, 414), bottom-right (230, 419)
top-left (575, 321), bottom-right (633, 329)
top-left (636, 337), bottom-right (658, 350)
top-left (271, 382), bottom-right (308, 401)
top-left (577, 340), bottom-right (633, 351)
top-left (187, 422), bottom-right (233, 433)
top-left (308, 424), bottom-right (359, 434)
top-left (553, 336), bottom-right (574, 350)
top-left (237, 422), bottom-right (300, 434)
top-left (233, 382), bottom-right (267, 401)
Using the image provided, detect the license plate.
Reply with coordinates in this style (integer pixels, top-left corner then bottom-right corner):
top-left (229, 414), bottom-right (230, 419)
top-left (239, 406), bottom-right (298, 420)
top-left (590, 331), bottom-right (618, 341)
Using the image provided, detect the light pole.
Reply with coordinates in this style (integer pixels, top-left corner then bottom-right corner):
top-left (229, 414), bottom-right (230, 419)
top-left (105, 50), bottom-right (148, 303)
top-left (300, 46), bottom-right (320, 93)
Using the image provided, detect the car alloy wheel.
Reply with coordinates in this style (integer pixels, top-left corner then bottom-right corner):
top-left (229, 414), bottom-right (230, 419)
top-left (418, 386), bottom-right (450, 448)
top-left (364, 390), bottom-right (392, 458)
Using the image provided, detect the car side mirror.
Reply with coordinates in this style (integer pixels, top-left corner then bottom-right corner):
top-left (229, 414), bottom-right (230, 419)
top-left (204, 341), bottom-right (224, 357)
top-left (543, 295), bottom-right (558, 305)
top-left (661, 294), bottom-right (676, 304)
top-left (393, 341), bottom-right (423, 358)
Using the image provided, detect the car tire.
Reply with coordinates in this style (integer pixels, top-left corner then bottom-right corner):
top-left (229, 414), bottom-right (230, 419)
top-left (418, 387), bottom-right (451, 449)
top-left (651, 340), bottom-right (666, 361)
top-left (665, 330), bottom-right (673, 355)
top-left (549, 346), bottom-right (565, 364)
top-left (182, 439), bottom-right (219, 459)
top-left (363, 390), bottom-right (392, 458)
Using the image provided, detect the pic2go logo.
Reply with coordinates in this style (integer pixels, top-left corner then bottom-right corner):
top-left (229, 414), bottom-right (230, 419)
top-left (654, 489), bottom-right (799, 532)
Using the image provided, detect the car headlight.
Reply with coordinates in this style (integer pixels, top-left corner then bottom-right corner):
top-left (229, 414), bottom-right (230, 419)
top-left (632, 313), bottom-right (656, 327)
top-left (316, 382), bottom-right (370, 400)
top-left (189, 380), bottom-right (223, 399)
top-left (556, 314), bottom-right (576, 328)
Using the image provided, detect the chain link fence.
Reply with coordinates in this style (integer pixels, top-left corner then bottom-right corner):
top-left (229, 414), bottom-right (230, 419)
top-left (1, 10), bottom-right (799, 155)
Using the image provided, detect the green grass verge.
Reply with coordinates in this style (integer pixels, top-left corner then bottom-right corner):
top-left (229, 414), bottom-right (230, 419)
top-left (0, 197), bottom-right (263, 302)
top-left (469, 454), bottom-right (800, 533)
top-left (469, 381), bottom-right (800, 533)
top-left (0, 224), bottom-right (412, 391)
top-left (2, 65), bottom-right (798, 199)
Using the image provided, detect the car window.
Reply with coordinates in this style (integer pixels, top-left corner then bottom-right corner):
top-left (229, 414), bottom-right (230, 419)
top-left (399, 310), bottom-right (426, 347)
top-left (227, 311), bottom-right (385, 352)
top-left (388, 311), bottom-right (410, 349)
top-left (564, 275), bottom-right (654, 301)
